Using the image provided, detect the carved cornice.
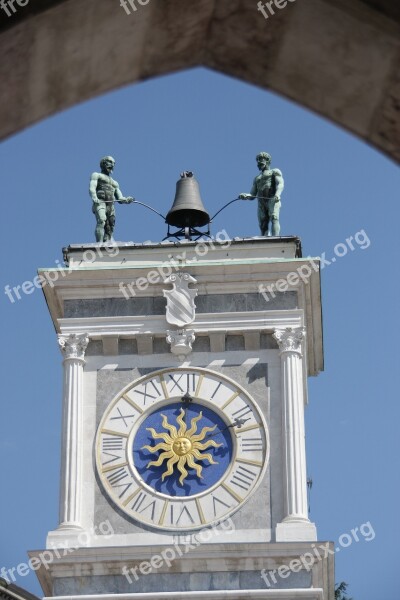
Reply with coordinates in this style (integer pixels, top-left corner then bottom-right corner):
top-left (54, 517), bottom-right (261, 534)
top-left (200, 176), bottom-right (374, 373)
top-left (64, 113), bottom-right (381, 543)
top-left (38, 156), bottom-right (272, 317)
top-left (58, 333), bottom-right (89, 361)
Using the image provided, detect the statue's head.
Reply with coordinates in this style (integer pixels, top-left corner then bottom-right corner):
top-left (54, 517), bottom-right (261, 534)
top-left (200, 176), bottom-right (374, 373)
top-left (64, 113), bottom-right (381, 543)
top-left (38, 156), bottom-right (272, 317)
top-left (100, 156), bottom-right (116, 174)
top-left (256, 152), bottom-right (272, 170)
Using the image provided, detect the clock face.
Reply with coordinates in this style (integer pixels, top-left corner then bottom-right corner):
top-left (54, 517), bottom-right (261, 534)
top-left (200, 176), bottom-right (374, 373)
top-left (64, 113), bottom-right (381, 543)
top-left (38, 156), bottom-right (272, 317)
top-left (96, 367), bottom-right (269, 531)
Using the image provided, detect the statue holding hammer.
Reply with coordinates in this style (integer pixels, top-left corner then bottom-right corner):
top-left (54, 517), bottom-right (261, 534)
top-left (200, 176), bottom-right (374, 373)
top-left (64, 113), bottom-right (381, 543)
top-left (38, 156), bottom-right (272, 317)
top-left (89, 156), bottom-right (134, 242)
top-left (240, 152), bottom-right (284, 237)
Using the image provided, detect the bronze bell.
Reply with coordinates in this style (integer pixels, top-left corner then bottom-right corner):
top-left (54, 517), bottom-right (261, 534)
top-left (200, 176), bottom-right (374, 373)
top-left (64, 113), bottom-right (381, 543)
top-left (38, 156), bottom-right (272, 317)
top-left (166, 172), bottom-right (210, 228)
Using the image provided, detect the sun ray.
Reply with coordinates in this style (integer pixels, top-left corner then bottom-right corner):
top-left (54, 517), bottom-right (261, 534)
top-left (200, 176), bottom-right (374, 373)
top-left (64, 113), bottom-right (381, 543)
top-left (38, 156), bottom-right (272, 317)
top-left (186, 453), bottom-right (203, 479)
top-left (145, 428), bottom-right (172, 443)
top-left (191, 424), bottom-right (218, 441)
top-left (177, 456), bottom-right (189, 485)
top-left (148, 449), bottom-right (175, 468)
top-left (192, 448), bottom-right (218, 465)
top-left (176, 408), bottom-right (187, 436)
top-left (162, 454), bottom-right (179, 480)
top-left (143, 409), bottom-right (223, 486)
top-left (185, 412), bottom-right (203, 437)
top-left (161, 413), bottom-right (178, 438)
top-left (194, 439), bottom-right (223, 451)
top-left (141, 442), bottom-right (170, 453)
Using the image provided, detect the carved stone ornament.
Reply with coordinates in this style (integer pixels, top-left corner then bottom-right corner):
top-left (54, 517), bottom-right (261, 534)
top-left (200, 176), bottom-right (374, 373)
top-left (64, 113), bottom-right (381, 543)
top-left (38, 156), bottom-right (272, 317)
top-left (273, 327), bottom-right (305, 354)
top-left (166, 329), bottom-right (195, 360)
top-left (58, 333), bottom-right (89, 360)
top-left (163, 272), bottom-right (198, 328)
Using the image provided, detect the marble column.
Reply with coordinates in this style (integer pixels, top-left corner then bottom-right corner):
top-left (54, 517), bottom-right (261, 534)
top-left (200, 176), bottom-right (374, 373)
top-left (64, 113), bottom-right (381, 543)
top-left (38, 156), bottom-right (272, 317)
top-left (57, 333), bottom-right (89, 530)
top-left (273, 327), bottom-right (316, 541)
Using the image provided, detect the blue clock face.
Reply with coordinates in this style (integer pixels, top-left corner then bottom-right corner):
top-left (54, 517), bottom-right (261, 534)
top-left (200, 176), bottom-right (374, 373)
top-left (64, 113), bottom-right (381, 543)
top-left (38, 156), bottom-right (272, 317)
top-left (96, 368), bottom-right (268, 530)
top-left (133, 402), bottom-right (233, 497)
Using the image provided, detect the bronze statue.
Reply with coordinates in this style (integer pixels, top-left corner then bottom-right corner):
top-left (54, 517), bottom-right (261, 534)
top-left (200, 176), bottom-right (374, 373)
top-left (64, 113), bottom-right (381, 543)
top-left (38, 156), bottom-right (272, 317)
top-left (240, 152), bottom-right (284, 236)
top-left (89, 156), bottom-right (134, 242)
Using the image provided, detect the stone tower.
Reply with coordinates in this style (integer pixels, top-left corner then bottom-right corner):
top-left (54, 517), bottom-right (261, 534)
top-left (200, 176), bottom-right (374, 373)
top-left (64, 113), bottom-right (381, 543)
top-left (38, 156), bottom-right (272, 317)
top-left (31, 236), bottom-right (334, 600)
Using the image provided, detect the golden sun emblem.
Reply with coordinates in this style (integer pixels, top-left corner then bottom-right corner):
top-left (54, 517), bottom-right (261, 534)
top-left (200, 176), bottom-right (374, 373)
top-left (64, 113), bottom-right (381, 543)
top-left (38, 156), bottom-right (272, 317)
top-left (142, 409), bottom-right (222, 485)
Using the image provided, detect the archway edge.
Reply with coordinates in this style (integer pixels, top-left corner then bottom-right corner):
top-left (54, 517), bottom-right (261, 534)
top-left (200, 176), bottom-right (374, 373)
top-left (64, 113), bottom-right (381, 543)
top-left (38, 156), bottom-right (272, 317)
top-left (0, 0), bottom-right (399, 163)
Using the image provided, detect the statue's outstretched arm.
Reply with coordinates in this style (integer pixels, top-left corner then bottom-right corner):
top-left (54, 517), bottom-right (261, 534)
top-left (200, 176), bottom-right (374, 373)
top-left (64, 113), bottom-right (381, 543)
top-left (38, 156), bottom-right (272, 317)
top-left (89, 173), bottom-right (100, 203)
top-left (115, 183), bottom-right (134, 204)
top-left (239, 177), bottom-right (258, 200)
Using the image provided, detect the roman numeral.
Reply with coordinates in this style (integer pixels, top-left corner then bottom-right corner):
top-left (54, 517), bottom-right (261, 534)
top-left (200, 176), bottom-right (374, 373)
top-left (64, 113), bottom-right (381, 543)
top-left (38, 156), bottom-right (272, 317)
top-left (133, 380), bottom-right (162, 405)
top-left (231, 405), bottom-right (252, 421)
top-left (102, 454), bottom-right (121, 466)
top-left (130, 491), bottom-right (146, 512)
top-left (102, 436), bottom-right (124, 451)
top-left (170, 504), bottom-right (195, 525)
top-left (168, 374), bottom-right (185, 393)
top-left (101, 435), bottom-right (124, 466)
top-left (240, 436), bottom-right (263, 452)
top-left (229, 465), bottom-right (258, 492)
top-left (107, 466), bottom-right (130, 486)
top-left (140, 500), bottom-right (157, 521)
top-left (186, 373), bottom-right (197, 392)
top-left (167, 373), bottom-right (197, 394)
top-left (130, 492), bottom-right (157, 521)
top-left (210, 382), bottom-right (222, 399)
top-left (110, 407), bottom-right (137, 428)
top-left (212, 495), bottom-right (232, 517)
top-left (106, 466), bottom-right (133, 498)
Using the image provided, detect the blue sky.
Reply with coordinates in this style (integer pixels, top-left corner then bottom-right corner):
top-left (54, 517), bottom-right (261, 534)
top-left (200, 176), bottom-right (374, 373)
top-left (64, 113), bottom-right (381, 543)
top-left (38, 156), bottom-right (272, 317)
top-left (0, 67), bottom-right (399, 599)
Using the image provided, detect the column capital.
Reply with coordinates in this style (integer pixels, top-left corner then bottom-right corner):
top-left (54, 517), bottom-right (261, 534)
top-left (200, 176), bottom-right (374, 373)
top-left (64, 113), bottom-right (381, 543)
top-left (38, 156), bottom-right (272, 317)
top-left (273, 327), bottom-right (305, 355)
top-left (58, 333), bottom-right (89, 361)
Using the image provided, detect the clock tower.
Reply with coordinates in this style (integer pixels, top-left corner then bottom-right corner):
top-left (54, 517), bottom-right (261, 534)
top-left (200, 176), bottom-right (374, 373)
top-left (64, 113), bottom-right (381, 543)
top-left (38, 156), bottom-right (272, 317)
top-left (31, 236), bottom-right (334, 600)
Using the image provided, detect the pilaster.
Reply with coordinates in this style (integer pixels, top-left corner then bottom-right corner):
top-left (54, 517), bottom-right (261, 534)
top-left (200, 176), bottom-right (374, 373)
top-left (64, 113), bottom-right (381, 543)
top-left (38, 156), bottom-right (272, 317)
top-left (274, 327), bottom-right (317, 542)
top-left (57, 333), bottom-right (89, 531)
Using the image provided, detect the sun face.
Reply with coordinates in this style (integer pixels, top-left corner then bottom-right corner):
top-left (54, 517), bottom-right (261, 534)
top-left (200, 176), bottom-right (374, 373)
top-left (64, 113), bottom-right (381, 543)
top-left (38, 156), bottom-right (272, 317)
top-left (142, 408), bottom-right (222, 485)
top-left (172, 437), bottom-right (192, 456)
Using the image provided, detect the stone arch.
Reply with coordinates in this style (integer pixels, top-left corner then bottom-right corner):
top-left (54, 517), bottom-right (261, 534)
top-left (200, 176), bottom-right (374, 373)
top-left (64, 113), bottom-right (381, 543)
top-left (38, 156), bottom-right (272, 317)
top-left (0, 0), bottom-right (399, 162)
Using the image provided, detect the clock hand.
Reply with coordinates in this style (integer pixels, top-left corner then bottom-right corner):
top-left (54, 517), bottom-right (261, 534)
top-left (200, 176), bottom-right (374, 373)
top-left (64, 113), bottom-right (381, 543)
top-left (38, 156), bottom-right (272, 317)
top-left (205, 417), bottom-right (249, 440)
top-left (178, 393), bottom-right (249, 439)
top-left (181, 391), bottom-right (193, 425)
